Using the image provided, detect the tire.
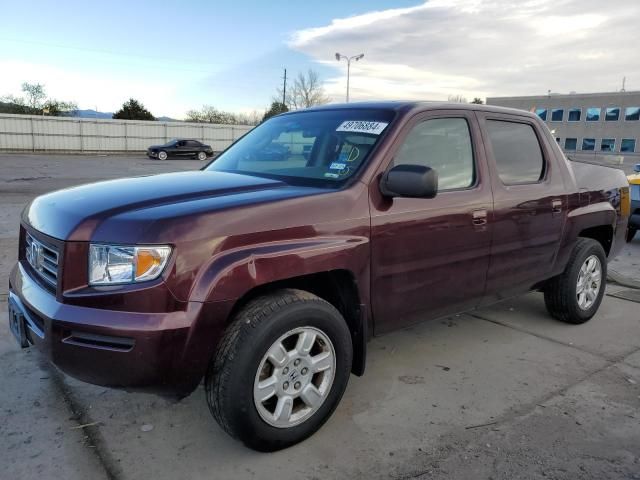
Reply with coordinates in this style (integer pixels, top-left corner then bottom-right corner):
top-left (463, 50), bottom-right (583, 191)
top-left (197, 151), bottom-right (207, 161)
top-left (544, 238), bottom-right (606, 324)
top-left (205, 289), bottom-right (352, 452)
top-left (627, 227), bottom-right (637, 243)
top-left (158, 150), bottom-right (168, 160)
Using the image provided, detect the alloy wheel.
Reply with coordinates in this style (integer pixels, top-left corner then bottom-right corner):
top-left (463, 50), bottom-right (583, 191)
top-left (576, 254), bottom-right (602, 310)
top-left (253, 326), bottom-right (335, 428)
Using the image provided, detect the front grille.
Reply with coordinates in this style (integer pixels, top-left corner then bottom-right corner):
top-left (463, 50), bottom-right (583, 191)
top-left (25, 233), bottom-right (59, 288)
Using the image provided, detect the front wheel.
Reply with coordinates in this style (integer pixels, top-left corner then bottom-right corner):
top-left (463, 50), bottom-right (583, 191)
top-left (544, 238), bottom-right (606, 324)
top-left (627, 227), bottom-right (637, 243)
top-left (157, 150), bottom-right (168, 160)
top-left (205, 289), bottom-right (352, 451)
top-left (197, 151), bottom-right (207, 161)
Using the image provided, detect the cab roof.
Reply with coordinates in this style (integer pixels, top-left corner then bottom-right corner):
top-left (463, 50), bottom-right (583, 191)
top-left (295, 100), bottom-right (536, 118)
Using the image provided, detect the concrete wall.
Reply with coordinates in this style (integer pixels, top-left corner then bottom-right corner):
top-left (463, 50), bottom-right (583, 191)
top-left (0, 113), bottom-right (254, 153)
top-left (487, 91), bottom-right (640, 162)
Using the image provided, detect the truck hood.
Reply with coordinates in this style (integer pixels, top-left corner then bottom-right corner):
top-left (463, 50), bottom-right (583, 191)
top-left (23, 170), bottom-right (320, 241)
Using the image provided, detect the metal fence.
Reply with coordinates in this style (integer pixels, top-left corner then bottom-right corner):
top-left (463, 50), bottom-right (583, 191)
top-left (0, 113), bottom-right (254, 153)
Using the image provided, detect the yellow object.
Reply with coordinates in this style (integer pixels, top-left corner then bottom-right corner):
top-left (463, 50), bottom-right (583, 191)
top-left (628, 172), bottom-right (640, 185)
top-left (621, 187), bottom-right (631, 217)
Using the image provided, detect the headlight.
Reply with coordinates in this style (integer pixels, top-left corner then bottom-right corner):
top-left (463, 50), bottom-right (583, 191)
top-left (89, 244), bottom-right (172, 285)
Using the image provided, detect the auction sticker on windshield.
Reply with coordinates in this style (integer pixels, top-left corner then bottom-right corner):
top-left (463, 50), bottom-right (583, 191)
top-left (336, 121), bottom-right (388, 135)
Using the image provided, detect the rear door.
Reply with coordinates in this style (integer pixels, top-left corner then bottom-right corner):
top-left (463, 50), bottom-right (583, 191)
top-left (476, 112), bottom-right (567, 301)
top-left (369, 110), bottom-right (493, 333)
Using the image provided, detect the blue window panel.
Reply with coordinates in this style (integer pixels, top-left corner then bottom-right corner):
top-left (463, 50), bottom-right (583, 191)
top-left (581, 138), bottom-right (596, 151)
top-left (600, 139), bottom-right (615, 152)
top-left (535, 108), bottom-right (547, 120)
top-left (605, 107), bottom-right (620, 121)
top-left (621, 138), bottom-right (636, 153)
top-left (568, 108), bottom-right (581, 121)
top-left (564, 138), bottom-right (577, 151)
top-left (586, 108), bottom-right (601, 121)
top-left (551, 109), bottom-right (563, 121)
top-left (625, 107), bottom-right (640, 121)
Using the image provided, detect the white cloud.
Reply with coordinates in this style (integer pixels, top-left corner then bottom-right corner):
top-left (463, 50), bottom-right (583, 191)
top-left (290, 0), bottom-right (640, 102)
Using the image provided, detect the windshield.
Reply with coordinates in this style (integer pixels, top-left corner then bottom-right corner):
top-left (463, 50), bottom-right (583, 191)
top-left (206, 108), bottom-right (395, 186)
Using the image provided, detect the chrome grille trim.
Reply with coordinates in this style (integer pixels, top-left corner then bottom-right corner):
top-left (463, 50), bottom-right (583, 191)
top-left (25, 233), bottom-right (59, 287)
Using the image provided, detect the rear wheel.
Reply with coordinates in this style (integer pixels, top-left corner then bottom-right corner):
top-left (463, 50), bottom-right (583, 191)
top-left (197, 151), bottom-right (207, 161)
top-left (544, 238), bottom-right (606, 324)
top-left (627, 227), bottom-right (637, 242)
top-left (158, 150), bottom-right (168, 160)
top-left (205, 289), bottom-right (352, 451)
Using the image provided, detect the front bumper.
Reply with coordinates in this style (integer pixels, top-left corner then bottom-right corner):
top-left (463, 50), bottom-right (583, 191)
top-left (8, 262), bottom-right (232, 396)
top-left (147, 150), bottom-right (158, 158)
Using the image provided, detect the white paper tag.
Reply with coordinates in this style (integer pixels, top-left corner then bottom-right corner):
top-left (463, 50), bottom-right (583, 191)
top-left (330, 162), bottom-right (346, 170)
top-left (336, 121), bottom-right (388, 135)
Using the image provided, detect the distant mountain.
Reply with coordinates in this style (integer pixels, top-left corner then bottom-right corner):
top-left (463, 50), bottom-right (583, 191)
top-left (74, 109), bottom-right (114, 119)
top-left (74, 109), bottom-right (180, 122)
top-left (0, 104), bottom-right (180, 122)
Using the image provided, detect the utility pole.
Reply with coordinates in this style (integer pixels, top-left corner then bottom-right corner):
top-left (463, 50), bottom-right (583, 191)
top-left (282, 68), bottom-right (287, 107)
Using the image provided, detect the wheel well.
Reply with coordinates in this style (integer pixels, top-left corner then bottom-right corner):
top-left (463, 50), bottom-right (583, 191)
top-left (579, 225), bottom-right (613, 256)
top-left (227, 270), bottom-right (367, 376)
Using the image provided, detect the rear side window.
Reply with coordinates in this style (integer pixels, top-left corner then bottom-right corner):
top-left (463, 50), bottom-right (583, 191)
top-left (486, 120), bottom-right (545, 184)
top-left (394, 118), bottom-right (474, 190)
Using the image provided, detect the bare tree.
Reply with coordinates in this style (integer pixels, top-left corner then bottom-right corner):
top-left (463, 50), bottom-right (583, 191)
top-left (447, 94), bottom-right (468, 104)
top-left (276, 69), bottom-right (330, 110)
top-left (185, 105), bottom-right (260, 125)
top-left (22, 82), bottom-right (47, 109)
top-left (471, 97), bottom-right (484, 104)
top-left (1, 82), bottom-right (77, 116)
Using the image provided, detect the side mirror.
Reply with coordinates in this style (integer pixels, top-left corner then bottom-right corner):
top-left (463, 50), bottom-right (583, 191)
top-left (634, 163), bottom-right (640, 173)
top-left (380, 164), bottom-right (438, 198)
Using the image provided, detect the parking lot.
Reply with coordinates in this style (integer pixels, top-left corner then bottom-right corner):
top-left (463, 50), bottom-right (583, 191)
top-left (1, 153), bottom-right (639, 480)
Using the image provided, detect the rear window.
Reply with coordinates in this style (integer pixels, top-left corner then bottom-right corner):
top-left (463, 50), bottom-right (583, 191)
top-left (486, 120), bottom-right (545, 184)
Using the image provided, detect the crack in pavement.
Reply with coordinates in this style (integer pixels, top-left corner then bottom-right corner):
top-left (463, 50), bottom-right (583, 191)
top-left (48, 365), bottom-right (123, 480)
top-left (468, 312), bottom-right (629, 362)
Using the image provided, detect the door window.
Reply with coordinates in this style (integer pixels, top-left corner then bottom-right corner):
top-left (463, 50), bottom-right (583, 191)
top-left (486, 120), bottom-right (545, 184)
top-left (393, 118), bottom-right (474, 190)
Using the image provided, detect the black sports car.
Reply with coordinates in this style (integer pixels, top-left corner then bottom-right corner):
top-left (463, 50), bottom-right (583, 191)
top-left (147, 139), bottom-right (214, 160)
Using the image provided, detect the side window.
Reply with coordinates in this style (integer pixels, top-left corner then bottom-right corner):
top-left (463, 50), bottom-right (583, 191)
top-left (486, 120), bottom-right (545, 184)
top-left (394, 118), bottom-right (474, 190)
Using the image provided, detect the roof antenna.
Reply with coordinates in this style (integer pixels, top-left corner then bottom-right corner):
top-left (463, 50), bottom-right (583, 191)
top-left (621, 76), bottom-right (626, 92)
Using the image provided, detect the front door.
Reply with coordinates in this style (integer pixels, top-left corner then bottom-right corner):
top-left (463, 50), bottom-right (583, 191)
top-left (475, 112), bottom-right (567, 301)
top-left (370, 110), bottom-right (493, 334)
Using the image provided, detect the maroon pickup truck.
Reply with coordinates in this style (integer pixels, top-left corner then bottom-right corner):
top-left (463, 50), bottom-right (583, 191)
top-left (8, 102), bottom-right (630, 451)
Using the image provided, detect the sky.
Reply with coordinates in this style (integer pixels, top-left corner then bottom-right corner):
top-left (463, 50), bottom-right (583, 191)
top-left (1, 0), bottom-right (638, 119)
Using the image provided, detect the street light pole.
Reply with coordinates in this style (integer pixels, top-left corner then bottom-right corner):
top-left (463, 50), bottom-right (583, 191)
top-left (335, 53), bottom-right (364, 103)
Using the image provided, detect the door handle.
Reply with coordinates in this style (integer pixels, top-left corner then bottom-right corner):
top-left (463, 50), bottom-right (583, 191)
top-left (472, 209), bottom-right (488, 226)
top-left (552, 199), bottom-right (562, 214)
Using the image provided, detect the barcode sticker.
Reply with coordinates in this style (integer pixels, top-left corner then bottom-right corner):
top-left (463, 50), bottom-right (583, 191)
top-left (336, 121), bottom-right (388, 135)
